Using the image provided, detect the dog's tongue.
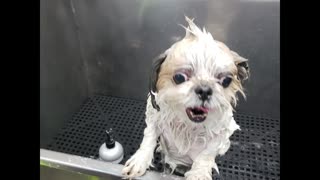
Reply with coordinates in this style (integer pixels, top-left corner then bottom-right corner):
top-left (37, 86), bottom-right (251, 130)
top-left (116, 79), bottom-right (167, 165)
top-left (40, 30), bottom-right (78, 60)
top-left (195, 106), bottom-right (209, 113)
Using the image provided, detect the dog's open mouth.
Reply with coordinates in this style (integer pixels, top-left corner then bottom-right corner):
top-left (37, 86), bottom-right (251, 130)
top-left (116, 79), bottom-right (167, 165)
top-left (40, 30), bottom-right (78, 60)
top-left (186, 107), bottom-right (209, 123)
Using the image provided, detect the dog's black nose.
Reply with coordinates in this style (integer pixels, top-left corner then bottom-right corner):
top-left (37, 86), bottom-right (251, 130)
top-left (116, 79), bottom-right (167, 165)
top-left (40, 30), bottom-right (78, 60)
top-left (195, 86), bottom-right (212, 101)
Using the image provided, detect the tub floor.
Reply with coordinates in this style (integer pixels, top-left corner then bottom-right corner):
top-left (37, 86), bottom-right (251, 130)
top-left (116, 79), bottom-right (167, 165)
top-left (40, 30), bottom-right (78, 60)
top-left (46, 95), bottom-right (280, 180)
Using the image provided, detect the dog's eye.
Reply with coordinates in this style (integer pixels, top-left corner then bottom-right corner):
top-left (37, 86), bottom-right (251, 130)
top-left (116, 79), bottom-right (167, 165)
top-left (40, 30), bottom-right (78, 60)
top-left (173, 73), bottom-right (188, 84)
top-left (221, 77), bottom-right (232, 88)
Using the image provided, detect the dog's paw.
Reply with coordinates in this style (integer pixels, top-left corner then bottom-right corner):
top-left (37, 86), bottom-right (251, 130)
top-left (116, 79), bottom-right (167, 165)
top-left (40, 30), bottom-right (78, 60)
top-left (185, 169), bottom-right (212, 180)
top-left (185, 174), bottom-right (212, 180)
top-left (122, 151), bottom-right (151, 179)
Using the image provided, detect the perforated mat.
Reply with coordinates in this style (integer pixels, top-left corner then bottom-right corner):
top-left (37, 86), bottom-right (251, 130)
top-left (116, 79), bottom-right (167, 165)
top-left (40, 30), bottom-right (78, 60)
top-left (46, 95), bottom-right (280, 180)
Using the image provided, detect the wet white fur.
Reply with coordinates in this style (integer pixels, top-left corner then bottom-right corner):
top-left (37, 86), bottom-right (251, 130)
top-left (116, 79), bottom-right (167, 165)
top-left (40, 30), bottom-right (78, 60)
top-left (122, 17), bottom-right (243, 180)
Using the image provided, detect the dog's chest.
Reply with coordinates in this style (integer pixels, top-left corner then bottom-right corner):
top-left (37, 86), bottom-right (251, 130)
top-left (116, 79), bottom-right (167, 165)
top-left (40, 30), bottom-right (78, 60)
top-left (159, 121), bottom-right (211, 163)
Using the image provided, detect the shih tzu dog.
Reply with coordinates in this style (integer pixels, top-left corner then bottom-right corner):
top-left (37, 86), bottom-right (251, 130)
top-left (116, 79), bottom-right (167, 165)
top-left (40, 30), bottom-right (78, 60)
top-left (122, 17), bottom-right (249, 180)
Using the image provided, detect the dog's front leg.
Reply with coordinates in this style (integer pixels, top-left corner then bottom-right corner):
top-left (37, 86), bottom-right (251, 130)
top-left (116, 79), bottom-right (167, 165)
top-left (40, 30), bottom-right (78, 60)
top-left (185, 154), bottom-right (217, 180)
top-left (122, 118), bottom-right (159, 179)
top-left (185, 138), bottom-right (231, 180)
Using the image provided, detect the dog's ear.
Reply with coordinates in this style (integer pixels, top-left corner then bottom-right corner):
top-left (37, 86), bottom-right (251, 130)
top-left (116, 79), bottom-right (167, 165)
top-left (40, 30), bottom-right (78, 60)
top-left (149, 53), bottom-right (167, 111)
top-left (231, 51), bottom-right (249, 83)
top-left (215, 40), bottom-right (249, 82)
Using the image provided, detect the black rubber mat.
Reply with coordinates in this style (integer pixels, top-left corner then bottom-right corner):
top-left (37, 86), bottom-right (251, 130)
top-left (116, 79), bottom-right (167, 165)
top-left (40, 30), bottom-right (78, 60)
top-left (46, 95), bottom-right (280, 180)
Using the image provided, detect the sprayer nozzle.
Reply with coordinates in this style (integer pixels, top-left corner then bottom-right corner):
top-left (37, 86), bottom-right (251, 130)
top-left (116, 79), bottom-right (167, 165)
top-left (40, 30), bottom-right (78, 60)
top-left (105, 128), bottom-right (115, 148)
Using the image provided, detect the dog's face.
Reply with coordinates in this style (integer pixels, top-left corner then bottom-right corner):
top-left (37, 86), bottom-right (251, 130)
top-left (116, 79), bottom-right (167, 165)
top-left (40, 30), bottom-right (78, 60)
top-left (150, 17), bottom-right (249, 124)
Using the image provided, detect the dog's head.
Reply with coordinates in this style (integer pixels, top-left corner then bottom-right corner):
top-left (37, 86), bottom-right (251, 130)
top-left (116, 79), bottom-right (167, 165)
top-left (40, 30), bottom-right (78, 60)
top-left (149, 17), bottom-right (249, 124)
